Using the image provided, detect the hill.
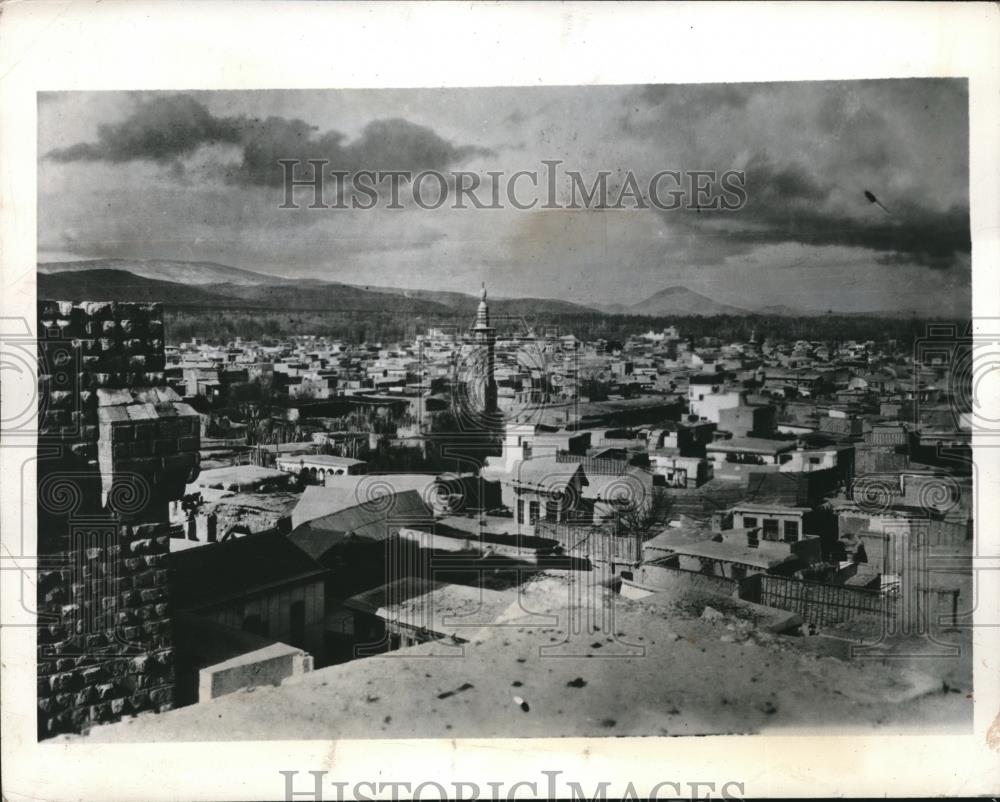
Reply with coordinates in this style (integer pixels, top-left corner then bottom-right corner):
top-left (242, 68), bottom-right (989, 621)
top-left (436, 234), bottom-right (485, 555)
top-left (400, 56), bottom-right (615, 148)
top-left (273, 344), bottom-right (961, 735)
top-left (39, 258), bottom-right (276, 287)
top-left (361, 285), bottom-right (600, 316)
top-left (622, 286), bottom-right (750, 317)
top-left (201, 280), bottom-right (454, 315)
top-left (37, 269), bottom-right (240, 306)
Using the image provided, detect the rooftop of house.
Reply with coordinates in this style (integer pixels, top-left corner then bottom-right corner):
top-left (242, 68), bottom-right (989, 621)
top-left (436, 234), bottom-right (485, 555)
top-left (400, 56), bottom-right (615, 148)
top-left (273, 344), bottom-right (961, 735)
top-left (343, 576), bottom-right (520, 639)
top-left (277, 454), bottom-right (366, 467)
top-left (167, 529), bottom-right (327, 611)
top-left (729, 502), bottom-right (813, 514)
top-left (508, 457), bottom-right (587, 492)
top-left (288, 489), bottom-right (434, 559)
top-left (291, 478), bottom-right (438, 529)
top-left (65, 569), bottom-right (965, 741)
top-left (707, 437), bottom-right (798, 455)
top-left (666, 538), bottom-right (798, 570)
top-left (191, 465), bottom-right (290, 493)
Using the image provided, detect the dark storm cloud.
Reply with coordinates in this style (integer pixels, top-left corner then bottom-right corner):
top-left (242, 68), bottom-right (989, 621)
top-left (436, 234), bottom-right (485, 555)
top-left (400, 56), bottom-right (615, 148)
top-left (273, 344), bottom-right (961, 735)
top-left (718, 154), bottom-right (971, 269)
top-left (621, 79), bottom-right (970, 272)
top-left (663, 155), bottom-right (970, 271)
top-left (46, 94), bottom-right (494, 186)
top-left (226, 116), bottom-right (494, 187)
top-left (47, 94), bottom-right (243, 163)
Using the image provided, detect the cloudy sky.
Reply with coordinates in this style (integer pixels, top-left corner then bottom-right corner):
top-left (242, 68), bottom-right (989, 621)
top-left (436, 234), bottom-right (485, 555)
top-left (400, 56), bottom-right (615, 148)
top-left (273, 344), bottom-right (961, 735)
top-left (38, 80), bottom-right (970, 314)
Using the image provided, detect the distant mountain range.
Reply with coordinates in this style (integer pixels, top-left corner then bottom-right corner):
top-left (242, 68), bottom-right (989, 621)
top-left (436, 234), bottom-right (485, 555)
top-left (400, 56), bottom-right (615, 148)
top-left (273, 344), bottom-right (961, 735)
top-left (38, 259), bottom-right (606, 317)
top-left (600, 286), bottom-right (752, 317)
top-left (36, 259), bottom-right (920, 318)
top-left (40, 258), bottom-right (276, 286)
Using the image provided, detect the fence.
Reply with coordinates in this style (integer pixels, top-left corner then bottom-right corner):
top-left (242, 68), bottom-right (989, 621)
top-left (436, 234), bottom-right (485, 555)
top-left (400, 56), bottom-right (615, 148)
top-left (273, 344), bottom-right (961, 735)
top-left (535, 521), bottom-right (642, 564)
top-left (554, 451), bottom-right (630, 476)
top-left (740, 573), bottom-right (884, 626)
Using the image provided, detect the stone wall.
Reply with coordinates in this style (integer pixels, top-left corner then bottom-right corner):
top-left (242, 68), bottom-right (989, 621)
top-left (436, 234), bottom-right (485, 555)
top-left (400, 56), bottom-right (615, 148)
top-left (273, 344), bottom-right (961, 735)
top-left (36, 301), bottom-right (199, 738)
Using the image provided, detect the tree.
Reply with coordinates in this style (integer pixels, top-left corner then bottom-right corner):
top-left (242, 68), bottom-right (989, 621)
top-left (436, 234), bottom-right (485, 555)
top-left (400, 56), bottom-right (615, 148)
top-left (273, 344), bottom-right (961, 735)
top-left (613, 486), bottom-right (673, 541)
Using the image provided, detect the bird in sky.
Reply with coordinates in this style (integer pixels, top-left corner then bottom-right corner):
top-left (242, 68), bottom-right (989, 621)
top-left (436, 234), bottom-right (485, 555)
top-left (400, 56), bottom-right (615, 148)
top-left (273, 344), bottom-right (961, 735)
top-left (864, 189), bottom-right (891, 215)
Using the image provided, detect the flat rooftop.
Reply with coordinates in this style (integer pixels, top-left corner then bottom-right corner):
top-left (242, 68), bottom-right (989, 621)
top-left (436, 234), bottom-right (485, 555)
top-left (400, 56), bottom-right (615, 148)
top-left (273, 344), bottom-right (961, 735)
top-left (65, 569), bottom-right (965, 741)
top-left (707, 437), bottom-right (798, 454)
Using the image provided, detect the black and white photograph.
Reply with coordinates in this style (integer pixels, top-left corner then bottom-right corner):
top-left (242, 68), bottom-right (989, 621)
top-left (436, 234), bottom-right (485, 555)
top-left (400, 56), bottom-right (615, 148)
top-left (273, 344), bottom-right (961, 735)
top-left (32, 77), bottom-right (976, 740)
top-left (2, 3), bottom-right (999, 800)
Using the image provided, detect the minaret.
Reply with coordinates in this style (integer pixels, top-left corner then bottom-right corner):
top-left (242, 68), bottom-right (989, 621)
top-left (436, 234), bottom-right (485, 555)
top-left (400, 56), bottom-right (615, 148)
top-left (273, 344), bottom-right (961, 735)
top-left (471, 283), bottom-right (498, 415)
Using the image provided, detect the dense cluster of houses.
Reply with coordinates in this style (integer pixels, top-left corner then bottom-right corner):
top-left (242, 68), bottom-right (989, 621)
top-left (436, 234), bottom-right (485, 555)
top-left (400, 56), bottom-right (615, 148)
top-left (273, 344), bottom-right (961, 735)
top-left (158, 308), bottom-right (972, 712)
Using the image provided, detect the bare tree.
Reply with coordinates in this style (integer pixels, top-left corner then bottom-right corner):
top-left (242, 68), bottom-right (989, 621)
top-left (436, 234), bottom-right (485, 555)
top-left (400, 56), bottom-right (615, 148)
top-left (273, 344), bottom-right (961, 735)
top-left (613, 486), bottom-right (673, 541)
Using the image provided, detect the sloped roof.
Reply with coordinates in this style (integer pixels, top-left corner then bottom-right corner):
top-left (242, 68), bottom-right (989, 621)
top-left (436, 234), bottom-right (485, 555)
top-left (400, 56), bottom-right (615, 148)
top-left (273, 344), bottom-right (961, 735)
top-left (167, 530), bottom-right (326, 611)
top-left (292, 477), bottom-right (439, 529)
top-left (509, 458), bottom-right (588, 493)
top-left (288, 489), bottom-right (433, 560)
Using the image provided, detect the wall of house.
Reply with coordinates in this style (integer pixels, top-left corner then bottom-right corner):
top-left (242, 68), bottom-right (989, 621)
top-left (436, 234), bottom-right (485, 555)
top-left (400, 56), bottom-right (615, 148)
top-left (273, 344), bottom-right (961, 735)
top-left (719, 405), bottom-right (775, 438)
top-left (690, 390), bottom-right (742, 424)
top-left (730, 508), bottom-right (805, 540)
top-left (634, 562), bottom-right (741, 597)
top-left (199, 644), bottom-right (313, 702)
top-left (198, 580), bottom-right (325, 662)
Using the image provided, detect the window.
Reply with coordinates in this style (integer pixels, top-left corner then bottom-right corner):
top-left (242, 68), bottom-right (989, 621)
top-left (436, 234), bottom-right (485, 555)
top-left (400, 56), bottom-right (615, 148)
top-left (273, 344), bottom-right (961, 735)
top-left (743, 516), bottom-right (758, 529)
top-left (289, 600), bottom-right (305, 648)
top-left (762, 519), bottom-right (780, 541)
top-left (242, 613), bottom-right (267, 637)
top-left (517, 499), bottom-right (525, 524)
top-left (783, 520), bottom-right (799, 542)
top-left (546, 499), bottom-right (560, 523)
top-left (808, 457), bottom-right (821, 465)
top-left (528, 501), bottom-right (540, 524)
top-left (746, 531), bottom-right (759, 548)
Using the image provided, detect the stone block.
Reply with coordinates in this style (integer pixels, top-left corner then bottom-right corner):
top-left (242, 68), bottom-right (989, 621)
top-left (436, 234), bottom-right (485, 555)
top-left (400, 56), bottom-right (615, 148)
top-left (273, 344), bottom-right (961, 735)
top-left (95, 683), bottom-right (116, 700)
top-left (82, 302), bottom-right (115, 318)
top-left (132, 571), bottom-right (155, 589)
top-left (75, 687), bottom-right (95, 706)
top-left (148, 687), bottom-right (173, 706)
top-left (49, 672), bottom-right (77, 692)
top-left (123, 556), bottom-right (144, 571)
top-left (125, 403), bottom-right (158, 421)
top-left (80, 665), bottom-right (106, 684)
top-left (115, 609), bottom-right (137, 627)
top-left (129, 655), bottom-right (150, 674)
top-left (97, 388), bottom-right (134, 407)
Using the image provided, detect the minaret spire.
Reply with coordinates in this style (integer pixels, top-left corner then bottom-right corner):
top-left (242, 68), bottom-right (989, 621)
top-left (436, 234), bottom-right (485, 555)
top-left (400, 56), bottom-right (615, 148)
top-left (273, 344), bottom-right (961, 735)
top-left (469, 282), bottom-right (497, 415)
top-left (475, 282), bottom-right (490, 329)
